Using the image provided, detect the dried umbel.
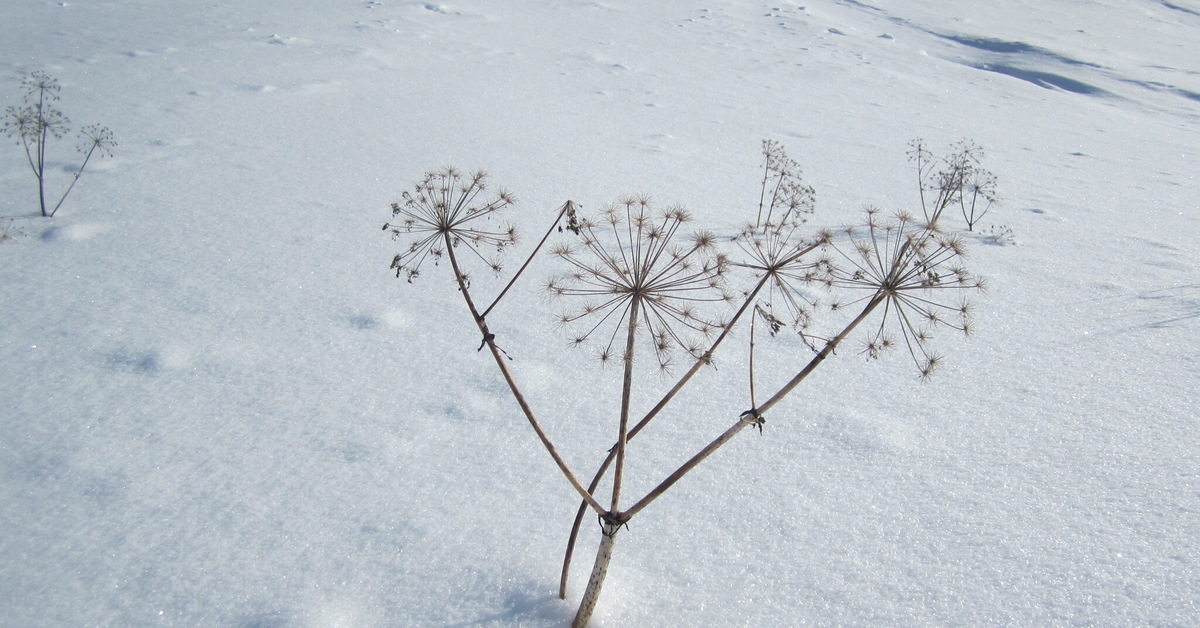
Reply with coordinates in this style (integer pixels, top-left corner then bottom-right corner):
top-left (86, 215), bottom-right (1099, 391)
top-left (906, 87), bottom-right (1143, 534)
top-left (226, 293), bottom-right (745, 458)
top-left (734, 141), bottom-right (832, 341)
top-left (381, 140), bottom-right (997, 627)
top-left (756, 138), bottom-right (816, 227)
top-left (383, 167), bottom-right (516, 282)
top-left (546, 196), bottom-right (732, 371)
top-left (828, 207), bottom-right (985, 377)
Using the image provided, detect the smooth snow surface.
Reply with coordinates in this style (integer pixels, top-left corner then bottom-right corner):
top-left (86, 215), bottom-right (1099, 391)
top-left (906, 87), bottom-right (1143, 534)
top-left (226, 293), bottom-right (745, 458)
top-left (2, 1), bottom-right (1198, 626)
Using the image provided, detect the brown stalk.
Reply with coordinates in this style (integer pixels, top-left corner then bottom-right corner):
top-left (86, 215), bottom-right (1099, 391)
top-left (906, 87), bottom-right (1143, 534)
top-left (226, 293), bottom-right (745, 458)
top-left (481, 201), bottom-right (576, 319)
top-left (569, 296), bottom-right (642, 628)
top-left (611, 296), bottom-right (641, 511)
top-left (443, 232), bottom-right (607, 516)
top-left (559, 271), bottom-right (772, 598)
top-left (620, 291), bottom-right (885, 521)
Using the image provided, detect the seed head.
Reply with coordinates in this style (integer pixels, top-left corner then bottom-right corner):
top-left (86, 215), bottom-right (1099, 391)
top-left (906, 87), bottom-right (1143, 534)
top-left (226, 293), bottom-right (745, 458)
top-left (549, 198), bottom-right (731, 370)
top-left (384, 168), bottom-right (517, 282)
top-left (827, 208), bottom-right (984, 376)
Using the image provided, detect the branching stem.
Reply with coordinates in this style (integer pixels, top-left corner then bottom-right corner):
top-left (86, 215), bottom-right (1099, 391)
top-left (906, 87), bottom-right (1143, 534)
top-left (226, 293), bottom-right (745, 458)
top-left (559, 272), bottom-right (772, 598)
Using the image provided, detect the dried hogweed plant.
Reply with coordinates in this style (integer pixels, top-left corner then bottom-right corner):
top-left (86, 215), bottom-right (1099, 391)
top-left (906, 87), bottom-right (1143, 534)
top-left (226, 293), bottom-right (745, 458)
top-left (733, 140), bottom-right (832, 353)
top-left (383, 141), bottom-right (994, 627)
top-left (910, 138), bottom-right (999, 231)
top-left (4, 71), bottom-right (116, 217)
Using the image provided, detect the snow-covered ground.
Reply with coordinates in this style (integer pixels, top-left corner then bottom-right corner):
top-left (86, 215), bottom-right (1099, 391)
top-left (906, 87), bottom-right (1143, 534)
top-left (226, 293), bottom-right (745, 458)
top-left (2, 1), bottom-right (1197, 626)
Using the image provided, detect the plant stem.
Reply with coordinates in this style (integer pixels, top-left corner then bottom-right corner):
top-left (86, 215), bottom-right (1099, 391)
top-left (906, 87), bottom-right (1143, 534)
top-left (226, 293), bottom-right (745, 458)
top-left (481, 200), bottom-right (575, 319)
top-left (621, 411), bottom-right (761, 521)
top-left (36, 131), bottom-right (49, 217)
top-left (443, 233), bottom-right (607, 516)
top-left (611, 296), bottom-right (640, 512)
top-left (570, 292), bottom-right (641, 625)
top-left (753, 292), bottom-right (883, 414)
top-left (572, 517), bottom-right (623, 628)
top-left (749, 307), bottom-right (760, 409)
top-left (621, 291), bottom-right (886, 521)
top-left (558, 271), bottom-right (772, 599)
top-left (49, 141), bottom-right (98, 218)
top-left (36, 89), bottom-right (50, 217)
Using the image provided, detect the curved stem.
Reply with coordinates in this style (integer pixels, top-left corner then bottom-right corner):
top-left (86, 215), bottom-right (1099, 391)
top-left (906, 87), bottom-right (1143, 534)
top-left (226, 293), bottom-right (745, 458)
top-left (749, 306), bottom-right (759, 409)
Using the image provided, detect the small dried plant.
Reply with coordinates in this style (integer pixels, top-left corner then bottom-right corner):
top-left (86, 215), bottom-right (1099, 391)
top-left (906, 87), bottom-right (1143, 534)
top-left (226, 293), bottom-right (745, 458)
top-left (910, 139), bottom-right (998, 231)
top-left (4, 71), bottom-right (116, 217)
top-left (1, 217), bottom-right (26, 243)
top-left (733, 140), bottom-right (831, 345)
top-left (382, 140), bottom-right (995, 627)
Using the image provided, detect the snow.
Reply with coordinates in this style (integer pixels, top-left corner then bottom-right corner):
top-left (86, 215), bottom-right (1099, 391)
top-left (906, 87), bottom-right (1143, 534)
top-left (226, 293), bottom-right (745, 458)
top-left (2, 0), bottom-right (1198, 626)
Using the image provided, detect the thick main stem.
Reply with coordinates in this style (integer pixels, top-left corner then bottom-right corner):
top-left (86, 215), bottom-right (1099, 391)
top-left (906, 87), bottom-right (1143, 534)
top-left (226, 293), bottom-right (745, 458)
top-left (571, 296), bottom-right (639, 627)
top-left (36, 91), bottom-right (50, 217)
top-left (443, 234), bottom-right (606, 516)
top-left (572, 518), bottom-right (623, 628)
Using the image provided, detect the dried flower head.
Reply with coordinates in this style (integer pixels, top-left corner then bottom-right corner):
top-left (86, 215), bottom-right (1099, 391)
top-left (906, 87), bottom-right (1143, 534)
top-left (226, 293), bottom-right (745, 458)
top-left (756, 139), bottom-right (816, 228)
top-left (5, 104), bottom-right (65, 143)
top-left (384, 168), bottom-right (517, 282)
top-left (548, 196), bottom-right (731, 370)
top-left (4, 71), bottom-right (70, 143)
top-left (78, 124), bottom-right (117, 157)
top-left (733, 141), bottom-right (830, 341)
top-left (827, 207), bottom-right (985, 377)
top-left (21, 71), bottom-right (62, 101)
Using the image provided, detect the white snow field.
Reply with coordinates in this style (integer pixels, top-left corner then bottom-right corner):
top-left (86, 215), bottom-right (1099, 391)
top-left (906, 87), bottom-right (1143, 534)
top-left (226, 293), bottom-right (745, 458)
top-left (2, 0), bottom-right (1198, 626)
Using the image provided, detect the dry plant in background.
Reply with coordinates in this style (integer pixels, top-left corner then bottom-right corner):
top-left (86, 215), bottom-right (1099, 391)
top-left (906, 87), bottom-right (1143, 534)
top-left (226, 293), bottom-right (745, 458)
top-left (384, 141), bottom-right (992, 627)
top-left (0, 217), bottom-right (26, 243)
top-left (4, 71), bottom-right (116, 217)
top-left (910, 138), bottom-right (998, 232)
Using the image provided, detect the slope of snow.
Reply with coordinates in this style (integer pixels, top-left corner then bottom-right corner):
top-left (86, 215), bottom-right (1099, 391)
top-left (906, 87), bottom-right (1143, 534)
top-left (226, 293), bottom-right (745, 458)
top-left (2, 1), bottom-right (1197, 626)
